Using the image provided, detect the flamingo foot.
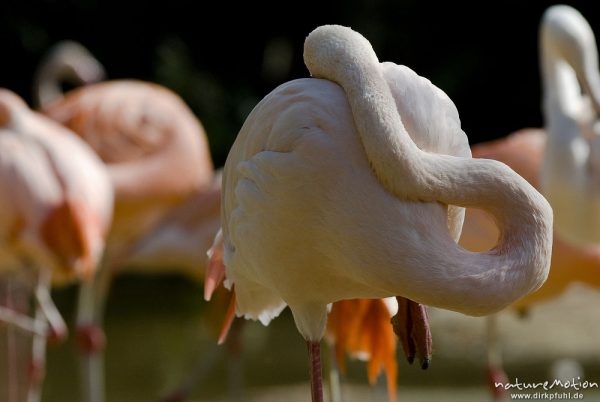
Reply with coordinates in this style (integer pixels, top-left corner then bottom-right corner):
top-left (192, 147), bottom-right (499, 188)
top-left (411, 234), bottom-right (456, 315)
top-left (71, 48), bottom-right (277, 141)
top-left (307, 340), bottom-right (324, 402)
top-left (391, 297), bottom-right (432, 369)
top-left (487, 365), bottom-right (509, 401)
top-left (76, 324), bottom-right (106, 353)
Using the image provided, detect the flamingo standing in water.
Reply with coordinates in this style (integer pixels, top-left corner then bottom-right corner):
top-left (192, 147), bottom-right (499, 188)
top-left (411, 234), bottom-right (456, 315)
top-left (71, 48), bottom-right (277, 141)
top-left (0, 89), bottom-right (112, 402)
top-left (34, 48), bottom-right (214, 400)
top-left (460, 5), bottom-right (600, 400)
top-left (207, 25), bottom-right (553, 402)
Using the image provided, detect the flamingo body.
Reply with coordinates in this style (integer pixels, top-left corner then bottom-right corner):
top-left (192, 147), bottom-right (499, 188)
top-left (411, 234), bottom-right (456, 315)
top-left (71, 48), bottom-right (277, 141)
top-left (41, 79), bottom-right (215, 275)
top-left (42, 80), bottom-right (213, 201)
top-left (0, 89), bottom-right (112, 281)
top-left (221, 25), bottom-right (552, 349)
top-left (222, 71), bottom-right (470, 341)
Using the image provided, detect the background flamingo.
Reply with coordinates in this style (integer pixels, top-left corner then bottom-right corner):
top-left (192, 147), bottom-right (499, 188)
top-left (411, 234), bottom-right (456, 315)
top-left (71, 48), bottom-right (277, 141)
top-left (32, 40), bottom-right (106, 109)
top-left (539, 4), bottom-right (600, 246)
top-left (459, 6), bottom-right (600, 400)
top-left (34, 54), bottom-right (215, 400)
top-left (211, 24), bottom-right (552, 402)
top-left (0, 89), bottom-right (113, 402)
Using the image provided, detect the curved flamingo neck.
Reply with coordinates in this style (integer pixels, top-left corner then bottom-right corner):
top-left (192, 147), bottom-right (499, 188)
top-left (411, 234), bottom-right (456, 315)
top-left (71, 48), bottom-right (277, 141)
top-left (303, 25), bottom-right (553, 314)
top-left (304, 25), bottom-right (422, 201)
top-left (33, 42), bottom-right (105, 108)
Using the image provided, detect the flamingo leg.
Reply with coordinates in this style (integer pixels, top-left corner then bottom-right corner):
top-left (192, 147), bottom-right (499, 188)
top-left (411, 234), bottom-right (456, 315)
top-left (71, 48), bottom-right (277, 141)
top-left (27, 267), bottom-right (58, 402)
top-left (307, 340), bottom-right (324, 402)
top-left (26, 299), bottom-right (46, 402)
top-left (391, 297), bottom-right (432, 369)
top-left (0, 306), bottom-right (47, 337)
top-left (2, 279), bottom-right (21, 402)
top-left (486, 314), bottom-right (508, 401)
top-left (0, 274), bottom-right (50, 402)
top-left (76, 266), bottom-right (111, 402)
top-left (34, 269), bottom-right (67, 344)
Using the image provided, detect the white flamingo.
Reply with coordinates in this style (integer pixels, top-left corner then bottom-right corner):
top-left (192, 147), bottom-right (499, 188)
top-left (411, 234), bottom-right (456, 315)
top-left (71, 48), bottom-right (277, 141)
top-left (540, 4), bottom-right (600, 246)
top-left (210, 25), bottom-right (553, 402)
top-left (459, 5), bottom-right (600, 400)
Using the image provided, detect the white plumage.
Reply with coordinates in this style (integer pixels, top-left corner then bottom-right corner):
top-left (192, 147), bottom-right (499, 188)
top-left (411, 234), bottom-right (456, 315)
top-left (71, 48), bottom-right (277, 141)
top-left (217, 25), bottom-right (553, 401)
top-left (540, 5), bottom-right (600, 245)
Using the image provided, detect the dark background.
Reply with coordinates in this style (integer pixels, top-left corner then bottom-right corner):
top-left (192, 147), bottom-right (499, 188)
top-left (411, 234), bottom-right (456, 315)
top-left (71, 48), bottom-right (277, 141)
top-left (2, 0), bottom-right (600, 166)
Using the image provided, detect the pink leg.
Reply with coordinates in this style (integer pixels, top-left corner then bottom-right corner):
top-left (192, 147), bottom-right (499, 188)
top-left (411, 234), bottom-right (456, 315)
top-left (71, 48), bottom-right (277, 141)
top-left (75, 266), bottom-right (112, 402)
top-left (307, 340), bottom-right (323, 402)
top-left (486, 315), bottom-right (508, 401)
top-left (391, 297), bottom-right (432, 369)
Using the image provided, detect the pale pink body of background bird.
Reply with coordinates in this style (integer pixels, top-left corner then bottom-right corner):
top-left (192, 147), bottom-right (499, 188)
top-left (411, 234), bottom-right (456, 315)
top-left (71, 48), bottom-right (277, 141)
top-left (0, 89), bottom-right (113, 402)
top-left (37, 79), bottom-right (214, 402)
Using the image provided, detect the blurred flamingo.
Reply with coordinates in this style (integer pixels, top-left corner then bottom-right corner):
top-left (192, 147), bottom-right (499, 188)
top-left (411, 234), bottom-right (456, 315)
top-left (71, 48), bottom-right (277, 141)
top-left (33, 40), bottom-right (106, 109)
top-left (207, 24), bottom-right (552, 402)
top-left (459, 6), bottom-right (600, 400)
top-left (0, 89), bottom-right (112, 402)
top-left (33, 41), bottom-right (215, 401)
top-left (539, 5), bottom-right (600, 246)
top-left (34, 52), bottom-right (214, 400)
